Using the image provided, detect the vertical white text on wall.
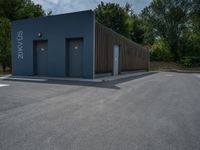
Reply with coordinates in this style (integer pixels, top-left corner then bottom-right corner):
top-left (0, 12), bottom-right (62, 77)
top-left (16, 31), bottom-right (23, 59)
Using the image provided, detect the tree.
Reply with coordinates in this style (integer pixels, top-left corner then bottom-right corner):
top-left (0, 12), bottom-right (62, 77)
top-left (0, 18), bottom-right (11, 72)
top-left (0, 0), bottom-right (50, 21)
top-left (190, 0), bottom-right (200, 35)
top-left (95, 2), bottom-right (132, 38)
top-left (180, 30), bottom-right (200, 57)
top-left (141, 0), bottom-right (192, 61)
top-left (131, 15), bottom-right (146, 44)
top-left (0, 0), bottom-right (49, 71)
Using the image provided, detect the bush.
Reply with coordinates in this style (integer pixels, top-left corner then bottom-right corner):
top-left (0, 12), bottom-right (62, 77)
top-left (180, 31), bottom-right (200, 58)
top-left (150, 41), bottom-right (173, 62)
top-left (0, 18), bottom-right (11, 72)
top-left (180, 56), bottom-right (200, 67)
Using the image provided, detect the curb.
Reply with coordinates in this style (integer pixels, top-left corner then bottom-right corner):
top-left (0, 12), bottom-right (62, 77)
top-left (156, 69), bottom-right (200, 73)
top-left (1, 72), bottom-right (153, 83)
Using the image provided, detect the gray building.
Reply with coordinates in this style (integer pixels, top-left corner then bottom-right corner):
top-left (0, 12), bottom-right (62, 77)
top-left (12, 10), bottom-right (149, 79)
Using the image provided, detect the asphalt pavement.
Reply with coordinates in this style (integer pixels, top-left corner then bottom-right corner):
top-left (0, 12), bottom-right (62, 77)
top-left (0, 72), bottom-right (200, 150)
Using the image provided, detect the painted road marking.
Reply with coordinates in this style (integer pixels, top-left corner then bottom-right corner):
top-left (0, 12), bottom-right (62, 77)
top-left (0, 75), bottom-right (11, 79)
top-left (0, 84), bottom-right (10, 87)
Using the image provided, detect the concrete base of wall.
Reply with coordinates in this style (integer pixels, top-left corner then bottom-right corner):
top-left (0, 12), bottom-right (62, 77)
top-left (2, 71), bottom-right (152, 83)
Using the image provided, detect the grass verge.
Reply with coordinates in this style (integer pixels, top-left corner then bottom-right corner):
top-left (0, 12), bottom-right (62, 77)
top-left (150, 61), bottom-right (200, 72)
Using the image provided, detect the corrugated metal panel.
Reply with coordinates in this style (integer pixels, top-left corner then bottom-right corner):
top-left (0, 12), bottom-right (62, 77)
top-left (95, 22), bottom-right (149, 74)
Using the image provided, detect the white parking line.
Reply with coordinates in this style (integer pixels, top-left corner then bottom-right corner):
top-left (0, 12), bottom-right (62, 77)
top-left (0, 84), bottom-right (10, 87)
top-left (0, 75), bottom-right (11, 79)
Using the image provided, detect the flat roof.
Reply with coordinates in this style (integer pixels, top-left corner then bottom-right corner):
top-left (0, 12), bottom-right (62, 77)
top-left (12, 10), bottom-right (93, 23)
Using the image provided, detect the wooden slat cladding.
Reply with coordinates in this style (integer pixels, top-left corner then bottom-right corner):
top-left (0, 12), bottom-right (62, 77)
top-left (95, 22), bottom-right (149, 74)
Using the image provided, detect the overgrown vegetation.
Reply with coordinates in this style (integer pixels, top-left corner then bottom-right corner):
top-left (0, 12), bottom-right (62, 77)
top-left (0, 18), bottom-right (11, 72)
top-left (150, 61), bottom-right (200, 71)
top-left (180, 56), bottom-right (200, 67)
top-left (0, 0), bottom-right (199, 72)
top-left (150, 40), bottom-right (174, 62)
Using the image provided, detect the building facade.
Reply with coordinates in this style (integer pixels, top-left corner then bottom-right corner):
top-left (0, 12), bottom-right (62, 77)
top-left (12, 10), bottom-right (149, 79)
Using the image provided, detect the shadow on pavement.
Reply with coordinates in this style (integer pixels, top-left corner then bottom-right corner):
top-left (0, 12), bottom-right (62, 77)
top-left (3, 72), bottom-right (157, 90)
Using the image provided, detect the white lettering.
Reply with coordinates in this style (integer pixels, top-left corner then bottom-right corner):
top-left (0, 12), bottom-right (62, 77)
top-left (16, 31), bottom-right (24, 59)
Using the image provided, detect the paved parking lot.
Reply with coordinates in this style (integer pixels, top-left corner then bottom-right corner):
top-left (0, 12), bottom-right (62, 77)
top-left (0, 72), bottom-right (200, 150)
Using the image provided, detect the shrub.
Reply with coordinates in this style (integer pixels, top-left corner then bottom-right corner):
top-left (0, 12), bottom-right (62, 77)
top-left (0, 18), bottom-right (11, 72)
top-left (150, 41), bottom-right (173, 62)
top-left (180, 56), bottom-right (200, 67)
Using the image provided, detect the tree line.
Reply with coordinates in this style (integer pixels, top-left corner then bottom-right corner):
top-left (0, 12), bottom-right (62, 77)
top-left (0, 0), bottom-right (200, 72)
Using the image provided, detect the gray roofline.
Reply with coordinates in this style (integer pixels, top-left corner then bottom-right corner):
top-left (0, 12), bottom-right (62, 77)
top-left (12, 10), bottom-right (94, 23)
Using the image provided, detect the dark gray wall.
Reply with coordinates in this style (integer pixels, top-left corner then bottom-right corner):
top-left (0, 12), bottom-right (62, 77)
top-left (12, 10), bottom-right (95, 78)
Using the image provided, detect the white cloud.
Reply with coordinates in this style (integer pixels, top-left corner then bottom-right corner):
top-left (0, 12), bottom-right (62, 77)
top-left (44, 0), bottom-right (60, 4)
top-left (32, 0), bottom-right (151, 14)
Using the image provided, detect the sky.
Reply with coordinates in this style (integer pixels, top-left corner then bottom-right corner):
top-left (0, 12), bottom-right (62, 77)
top-left (32, 0), bottom-right (152, 15)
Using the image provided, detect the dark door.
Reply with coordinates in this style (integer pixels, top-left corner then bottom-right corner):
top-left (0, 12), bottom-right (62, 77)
top-left (35, 40), bottom-right (48, 76)
top-left (69, 39), bottom-right (83, 77)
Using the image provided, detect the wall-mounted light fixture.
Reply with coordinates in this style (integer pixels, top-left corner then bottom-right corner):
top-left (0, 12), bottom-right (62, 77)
top-left (38, 32), bottom-right (42, 38)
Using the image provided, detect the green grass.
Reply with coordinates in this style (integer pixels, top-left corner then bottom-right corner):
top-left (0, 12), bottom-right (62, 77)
top-left (150, 61), bottom-right (200, 72)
